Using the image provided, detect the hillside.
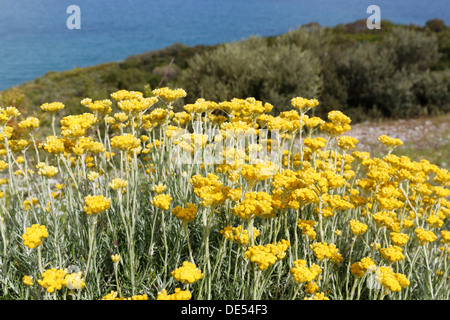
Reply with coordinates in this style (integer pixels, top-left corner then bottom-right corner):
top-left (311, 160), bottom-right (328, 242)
top-left (1, 19), bottom-right (449, 121)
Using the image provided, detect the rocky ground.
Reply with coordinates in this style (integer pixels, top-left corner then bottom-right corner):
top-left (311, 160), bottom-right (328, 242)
top-left (348, 113), bottom-right (450, 169)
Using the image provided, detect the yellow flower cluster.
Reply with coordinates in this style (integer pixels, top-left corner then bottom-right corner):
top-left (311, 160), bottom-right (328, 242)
top-left (83, 195), bottom-right (111, 215)
top-left (304, 292), bottom-right (330, 300)
top-left (152, 87), bottom-right (187, 103)
top-left (372, 210), bottom-right (414, 232)
top-left (22, 224), bottom-right (49, 249)
top-left (303, 137), bottom-right (327, 152)
top-left (18, 117), bottom-right (40, 130)
top-left (151, 194), bottom-right (173, 211)
top-left (376, 266), bottom-right (410, 292)
top-left (109, 178), bottom-right (128, 191)
top-left (239, 162), bottom-right (279, 187)
top-left (390, 232), bottom-right (409, 247)
top-left (290, 259), bottom-right (322, 284)
top-left (152, 183), bottom-right (167, 194)
top-left (0, 107), bottom-right (20, 124)
top-left (62, 272), bottom-right (85, 290)
top-left (320, 110), bottom-right (351, 137)
top-left (117, 97), bottom-right (158, 115)
top-left (244, 240), bottom-right (290, 271)
top-left (231, 191), bottom-right (275, 220)
top-left (220, 225), bottom-right (260, 246)
top-left (441, 230), bottom-right (450, 244)
top-left (223, 187), bottom-right (243, 202)
top-left (414, 227), bottom-right (437, 245)
top-left (218, 97), bottom-right (272, 119)
top-left (36, 162), bottom-right (58, 178)
top-left (60, 113), bottom-right (96, 138)
top-left (310, 242), bottom-right (343, 263)
top-left (110, 133), bottom-right (141, 152)
top-left (42, 136), bottom-right (66, 154)
top-left (0, 161), bottom-right (8, 171)
top-left (380, 245), bottom-right (405, 263)
top-left (337, 136), bottom-right (359, 151)
top-left (173, 133), bottom-right (208, 155)
top-left (190, 173), bottom-right (226, 208)
top-left (101, 289), bottom-right (149, 300)
top-left (350, 257), bottom-right (376, 278)
top-left (74, 136), bottom-right (105, 155)
top-left (111, 254), bottom-right (121, 263)
top-left (81, 98), bottom-right (112, 115)
top-left (172, 203), bottom-right (198, 223)
top-left (157, 288), bottom-right (192, 300)
top-left (40, 102), bottom-right (64, 113)
top-left (349, 219), bottom-right (368, 236)
top-left (378, 135), bottom-right (403, 149)
top-left (38, 268), bottom-right (67, 293)
top-left (297, 219), bottom-right (317, 240)
top-left (22, 198), bottom-right (39, 211)
top-left (22, 275), bottom-right (33, 286)
top-left (110, 89), bottom-right (144, 101)
top-left (171, 261), bottom-right (204, 284)
top-left (184, 98), bottom-right (218, 114)
top-left (291, 97), bottom-right (319, 112)
top-left (102, 290), bottom-right (120, 300)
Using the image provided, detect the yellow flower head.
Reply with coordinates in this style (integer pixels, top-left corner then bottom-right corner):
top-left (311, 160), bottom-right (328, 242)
top-left (415, 227), bottom-right (437, 245)
top-left (376, 266), bottom-right (409, 292)
top-left (40, 102), bottom-right (64, 113)
top-left (109, 178), bottom-right (128, 191)
top-left (380, 245), bottom-right (405, 263)
top-left (349, 219), bottom-right (368, 236)
top-left (83, 195), bottom-right (111, 215)
top-left (290, 259), bottom-right (322, 284)
top-left (111, 90), bottom-right (144, 101)
top-left (110, 133), bottom-right (141, 152)
top-left (220, 225), bottom-right (260, 246)
top-left (22, 275), bottom-right (33, 286)
top-left (152, 183), bottom-right (167, 194)
top-left (378, 135), bottom-right (403, 149)
top-left (172, 203), bottom-right (198, 223)
top-left (62, 272), bottom-right (85, 290)
top-left (310, 242), bottom-right (342, 263)
top-left (60, 113), bottom-right (96, 138)
top-left (171, 261), bottom-right (204, 284)
top-left (18, 117), bottom-right (40, 131)
top-left (157, 288), bottom-right (192, 300)
top-left (291, 97), bottom-right (319, 112)
top-left (37, 268), bottom-right (67, 293)
top-left (190, 173), bottom-right (226, 208)
top-left (22, 224), bottom-right (49, 249)
top-left (111, 254), bottom-right (121, 264)
top-left (152, 87), bottom-right (187, 104)
top-left (244, 240), bottom-right (290, 270)
top-left (151, 194), bottom-right (173, 211)
top-left (304, 292), bottom-right (330, 300)
top-left (231, 191), bottom-right (275, 220)
top-left (350, 257), bottom-right (376, 278)
top-left (297, 219), bottom-right (317, 240)
top-left (390, 232), bottom-right (409, 247)
top-left (36, 162), bottom-right (58, 178)
top-left (337, 136), bottom-right (359, 151)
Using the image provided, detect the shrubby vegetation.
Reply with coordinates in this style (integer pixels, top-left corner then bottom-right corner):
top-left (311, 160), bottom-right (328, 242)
top-left (1, 19), bottom-right (449, 122)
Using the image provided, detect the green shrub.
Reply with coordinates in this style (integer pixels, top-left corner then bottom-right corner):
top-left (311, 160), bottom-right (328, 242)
top-left (178, 36), bottom-right (322, 111)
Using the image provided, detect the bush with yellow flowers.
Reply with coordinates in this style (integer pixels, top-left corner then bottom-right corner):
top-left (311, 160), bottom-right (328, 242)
top-left (0, 88), bottom-right (448, 300)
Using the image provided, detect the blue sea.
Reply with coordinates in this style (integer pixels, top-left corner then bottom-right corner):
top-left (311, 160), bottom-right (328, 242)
top-left (0, 0), bottom-right (448, 91)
